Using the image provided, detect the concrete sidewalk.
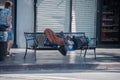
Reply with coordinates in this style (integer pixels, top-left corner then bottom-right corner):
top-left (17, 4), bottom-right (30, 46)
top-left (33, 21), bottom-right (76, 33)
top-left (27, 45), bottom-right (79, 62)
top-left (0, 48), bottom-right (120, 71)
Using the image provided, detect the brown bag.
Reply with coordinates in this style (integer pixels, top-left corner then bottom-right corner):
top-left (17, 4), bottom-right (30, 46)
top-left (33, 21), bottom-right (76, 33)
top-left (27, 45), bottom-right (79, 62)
top-left (44, 28), bottom-right (65, 46)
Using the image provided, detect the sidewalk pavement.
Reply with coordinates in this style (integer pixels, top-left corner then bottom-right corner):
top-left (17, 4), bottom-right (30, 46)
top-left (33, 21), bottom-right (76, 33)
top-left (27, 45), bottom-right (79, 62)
top-left (0, 48), bottom-right (120, 71)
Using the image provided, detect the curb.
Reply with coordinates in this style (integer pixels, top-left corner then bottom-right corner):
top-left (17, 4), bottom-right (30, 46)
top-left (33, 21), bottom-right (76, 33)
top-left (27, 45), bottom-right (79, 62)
top-left (0, 63), bottom-right (120, 71)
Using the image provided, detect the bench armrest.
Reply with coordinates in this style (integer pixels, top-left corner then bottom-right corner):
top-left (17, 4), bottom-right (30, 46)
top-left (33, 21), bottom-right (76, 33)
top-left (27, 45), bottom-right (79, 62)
top-left (88, 38), bottom-right (97, 47)
top-left (24, 33), bottom-right (38, 48)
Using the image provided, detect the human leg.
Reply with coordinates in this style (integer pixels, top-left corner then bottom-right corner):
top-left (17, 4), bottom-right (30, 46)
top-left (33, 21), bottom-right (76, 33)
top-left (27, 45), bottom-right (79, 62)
top-left (7, 29), bottom-right (14, 56)
top-left (7, 40), bottom-right (13, 54)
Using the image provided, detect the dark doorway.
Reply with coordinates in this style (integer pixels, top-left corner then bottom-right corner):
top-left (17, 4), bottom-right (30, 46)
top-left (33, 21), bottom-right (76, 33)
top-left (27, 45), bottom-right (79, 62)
top-left (100, 0), bottom-right (120, 47)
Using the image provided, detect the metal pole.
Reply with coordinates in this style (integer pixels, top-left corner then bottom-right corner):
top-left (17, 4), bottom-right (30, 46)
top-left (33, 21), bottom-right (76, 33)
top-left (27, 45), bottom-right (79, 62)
top-left (34, 0), bottom-right (37, 32)
top-left (70, 0), bottom-right (72, 32)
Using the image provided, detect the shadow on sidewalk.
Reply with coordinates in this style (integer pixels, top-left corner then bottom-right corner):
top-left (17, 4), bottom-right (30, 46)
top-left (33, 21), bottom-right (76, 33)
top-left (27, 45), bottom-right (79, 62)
top-left (0, 48), bottom-right (120, 71)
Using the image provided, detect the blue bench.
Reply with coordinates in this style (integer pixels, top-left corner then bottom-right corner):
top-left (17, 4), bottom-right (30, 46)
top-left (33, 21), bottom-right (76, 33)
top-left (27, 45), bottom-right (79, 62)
top-left (24, 32), bottom-right (97, 60)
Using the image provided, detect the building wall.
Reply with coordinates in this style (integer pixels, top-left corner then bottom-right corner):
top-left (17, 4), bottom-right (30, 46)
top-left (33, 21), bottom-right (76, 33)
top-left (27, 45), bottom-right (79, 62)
top-left (17, 0), bottom-right (34, 48)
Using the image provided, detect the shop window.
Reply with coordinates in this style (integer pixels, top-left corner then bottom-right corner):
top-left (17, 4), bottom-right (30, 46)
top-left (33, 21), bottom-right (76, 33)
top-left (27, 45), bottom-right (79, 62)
top-left (101, 0), bottom-right (120, 43)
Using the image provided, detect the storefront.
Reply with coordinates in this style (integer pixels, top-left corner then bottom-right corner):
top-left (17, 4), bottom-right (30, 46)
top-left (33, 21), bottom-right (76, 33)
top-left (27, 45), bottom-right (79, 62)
top-left (36, 0), bottom-right (97, 37)
top-left (100, 0), bottom-right (120, 46)
top-left (1, 0), bottom-right (119, 48)
top-left (35, 0), bottom-right (120, 48)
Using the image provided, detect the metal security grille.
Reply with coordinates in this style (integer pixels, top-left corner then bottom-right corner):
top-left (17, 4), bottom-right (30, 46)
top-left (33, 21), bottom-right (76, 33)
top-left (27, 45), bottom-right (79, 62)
top-left (36, 0), bottom-right (70, 32)
top-left (36, 0), bottom-right (97, 38)
top-left (72, 0), bottom-right (97, 38)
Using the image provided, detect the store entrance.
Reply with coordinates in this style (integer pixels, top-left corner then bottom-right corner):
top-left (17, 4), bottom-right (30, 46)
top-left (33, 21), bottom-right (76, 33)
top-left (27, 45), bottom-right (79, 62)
top-left (101, 0), bottom-right (120, 46)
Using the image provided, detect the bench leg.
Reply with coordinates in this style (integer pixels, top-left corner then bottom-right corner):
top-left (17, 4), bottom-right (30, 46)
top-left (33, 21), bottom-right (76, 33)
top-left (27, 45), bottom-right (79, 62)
top-left (34, 49), bottom-right (36, 61)
top-left (80, 49), bottom-right (82, 56)
top-left (80, 48), bottom-right (85, 56)
top-left (24, 48), bottom-right (28, 59)
top-left (83, 48), bottom-right (87, 58)
top-left (94, 48), bottom-right (96, 59)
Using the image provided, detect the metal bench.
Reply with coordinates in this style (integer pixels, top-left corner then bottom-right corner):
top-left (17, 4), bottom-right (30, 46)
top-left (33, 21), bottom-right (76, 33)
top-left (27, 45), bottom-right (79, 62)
top-left (24, 32), bottom-right (97, 60)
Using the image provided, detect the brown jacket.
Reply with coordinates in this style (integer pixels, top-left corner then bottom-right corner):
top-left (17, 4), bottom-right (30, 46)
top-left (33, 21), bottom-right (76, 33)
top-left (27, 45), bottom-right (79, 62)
top-left (44, 28), bottom-right (65, 46)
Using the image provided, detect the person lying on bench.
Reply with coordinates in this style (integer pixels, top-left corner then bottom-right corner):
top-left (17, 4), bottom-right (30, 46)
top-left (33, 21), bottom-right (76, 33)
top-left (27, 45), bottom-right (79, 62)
top-left (44, 28), bottom-right (89, 56)
top-left (44, 28), bottom-right (68, 56)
